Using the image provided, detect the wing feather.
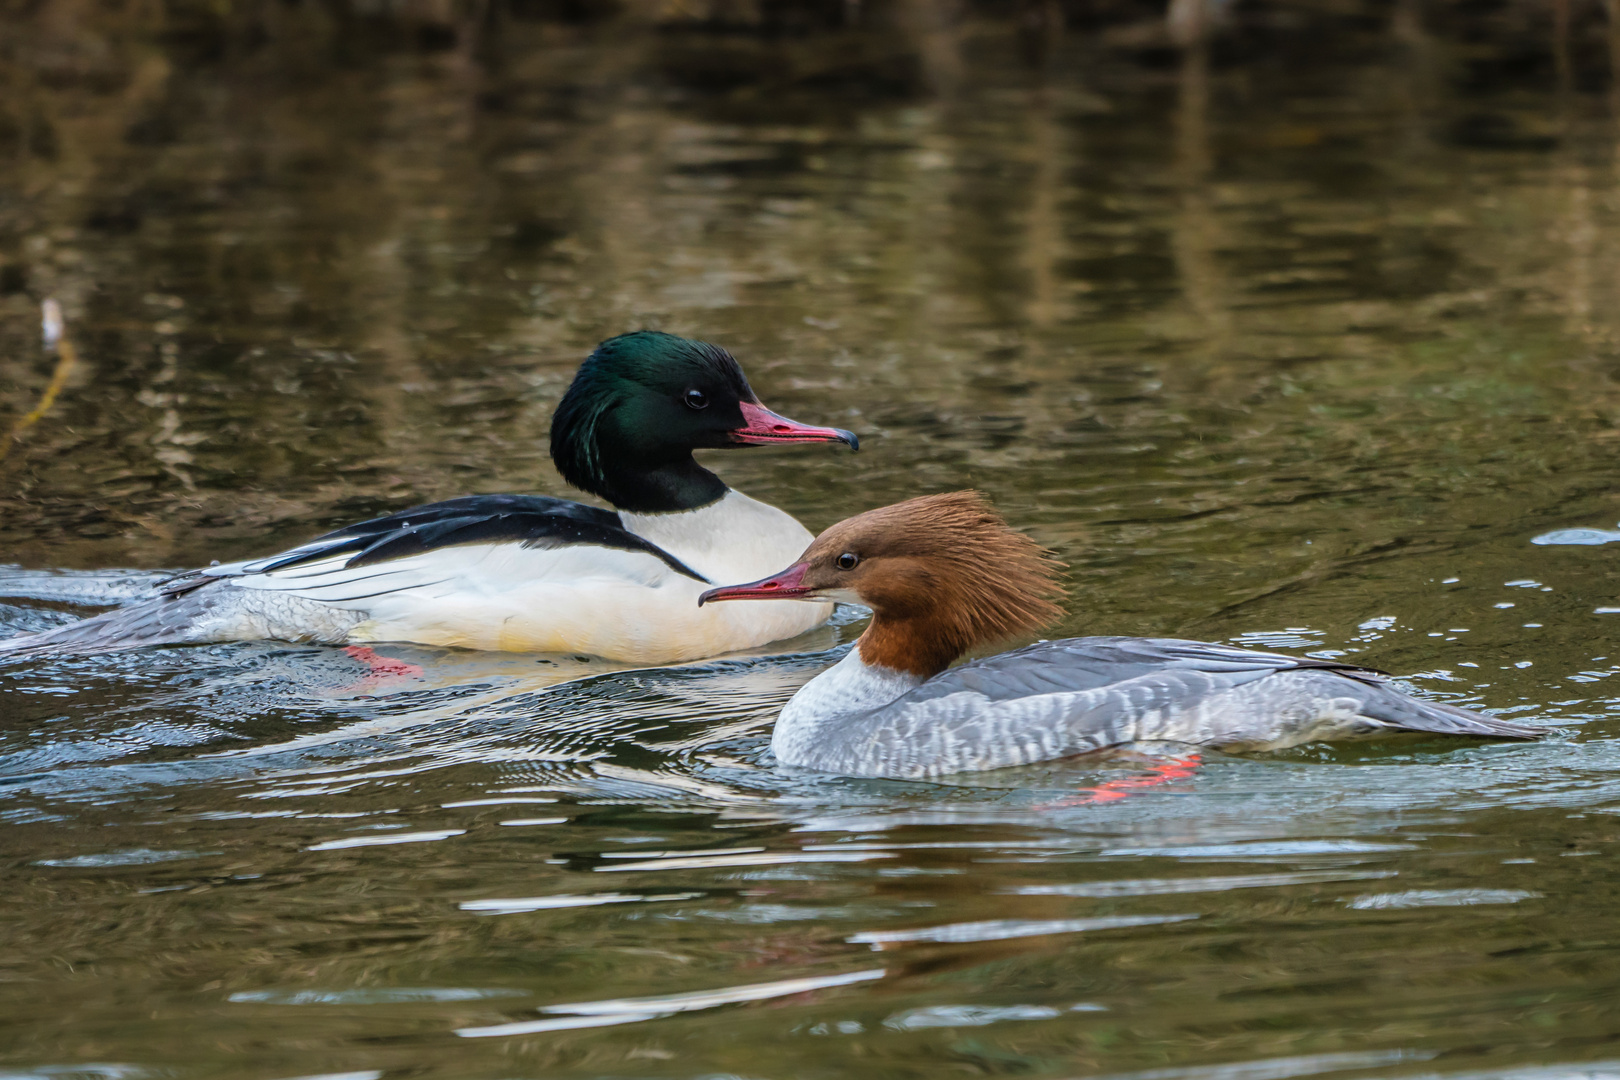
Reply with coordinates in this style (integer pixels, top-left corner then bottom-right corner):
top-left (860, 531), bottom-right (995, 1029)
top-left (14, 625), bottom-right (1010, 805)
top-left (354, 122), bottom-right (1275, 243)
top-left (160, 494), bottom-right (707, 600)
top-left (904, 637), bottom-right (1359, 704)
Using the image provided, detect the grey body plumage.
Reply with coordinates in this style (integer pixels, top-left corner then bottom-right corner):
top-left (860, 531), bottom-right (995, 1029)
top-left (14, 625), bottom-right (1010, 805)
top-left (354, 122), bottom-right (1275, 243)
top-left (774, 637), bottom-right (1542, 780)
top-left (703, 492), bottom-right (1545, 780)
top-left (0, 583), bottom-right (365, 657)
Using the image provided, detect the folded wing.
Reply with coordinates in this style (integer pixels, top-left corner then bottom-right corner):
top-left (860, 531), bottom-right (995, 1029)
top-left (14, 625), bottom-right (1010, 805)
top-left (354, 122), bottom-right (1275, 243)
top-left (163, 494), bottom-right (707, 598)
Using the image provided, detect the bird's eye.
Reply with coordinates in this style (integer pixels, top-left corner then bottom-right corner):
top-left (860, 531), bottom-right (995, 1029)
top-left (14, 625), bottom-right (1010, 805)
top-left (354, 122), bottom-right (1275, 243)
top-left (684, 389), bottom-right (709, 410)
top-left (835, 552), bottom-right (859, 571)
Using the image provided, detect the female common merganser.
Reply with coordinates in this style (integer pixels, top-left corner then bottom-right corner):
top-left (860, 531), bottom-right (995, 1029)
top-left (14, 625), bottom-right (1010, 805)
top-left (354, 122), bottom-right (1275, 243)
top-left (698, 492), bottom-right (1542, 779)
top-left (1, 332), bottom-right (856, 662)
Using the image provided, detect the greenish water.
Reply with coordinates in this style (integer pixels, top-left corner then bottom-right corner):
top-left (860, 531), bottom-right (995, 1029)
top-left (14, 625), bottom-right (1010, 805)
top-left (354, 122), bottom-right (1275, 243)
top-left (7, 3), bottom-right (1620, 1078)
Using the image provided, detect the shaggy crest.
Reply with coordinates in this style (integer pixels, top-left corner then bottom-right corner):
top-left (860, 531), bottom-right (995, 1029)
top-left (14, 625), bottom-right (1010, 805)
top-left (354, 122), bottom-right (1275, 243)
top-left (804, 491), bottom-right (1065, 676)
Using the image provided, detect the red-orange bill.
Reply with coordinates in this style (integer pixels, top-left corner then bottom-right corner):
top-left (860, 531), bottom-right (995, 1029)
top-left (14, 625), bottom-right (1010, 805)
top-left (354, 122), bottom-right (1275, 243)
top-left (698, 563), bottom-right (812, 606)
top-left (730, 401), bottom-right (858, 449)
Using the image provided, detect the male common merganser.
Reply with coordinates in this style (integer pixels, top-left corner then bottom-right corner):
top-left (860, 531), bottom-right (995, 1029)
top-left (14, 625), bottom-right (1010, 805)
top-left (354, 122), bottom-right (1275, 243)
top-left (698, 492), bottom-right (1542, 779)
top-left (1, 332), bottom-right (855, 662)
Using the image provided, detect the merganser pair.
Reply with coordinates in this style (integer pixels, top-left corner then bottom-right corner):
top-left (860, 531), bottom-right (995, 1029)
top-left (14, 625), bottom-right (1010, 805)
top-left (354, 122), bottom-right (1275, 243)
top-left (700, 492), bottom-right (1543, 778)
top-left (0, 332), bottom-right (855, 663)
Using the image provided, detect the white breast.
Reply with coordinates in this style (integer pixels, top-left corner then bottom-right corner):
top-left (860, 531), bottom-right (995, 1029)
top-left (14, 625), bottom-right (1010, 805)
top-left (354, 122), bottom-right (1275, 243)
top-left (772, 650), bottom-right (920, 767)
top-left (619, 490), bottom-right (817, 583)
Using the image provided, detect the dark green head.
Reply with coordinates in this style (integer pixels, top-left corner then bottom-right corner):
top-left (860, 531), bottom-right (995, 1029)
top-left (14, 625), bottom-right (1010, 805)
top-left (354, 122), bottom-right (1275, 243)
top-left (549, 332), bottom-right (857, 513)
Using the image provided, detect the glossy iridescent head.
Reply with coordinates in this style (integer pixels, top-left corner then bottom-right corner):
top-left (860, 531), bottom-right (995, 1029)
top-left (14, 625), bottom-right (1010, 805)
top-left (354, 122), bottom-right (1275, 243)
top-left (700, 491), bottom-right (1065, 676)
top-left (550, 331), bottom-right (857, 513)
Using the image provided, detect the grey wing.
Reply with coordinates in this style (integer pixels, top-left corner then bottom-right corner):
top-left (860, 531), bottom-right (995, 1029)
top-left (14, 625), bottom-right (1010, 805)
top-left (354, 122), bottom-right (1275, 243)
top-left (812, 637), bottom-right (1540, 780)
top-left (902, 637), bottom-right (1360, 703)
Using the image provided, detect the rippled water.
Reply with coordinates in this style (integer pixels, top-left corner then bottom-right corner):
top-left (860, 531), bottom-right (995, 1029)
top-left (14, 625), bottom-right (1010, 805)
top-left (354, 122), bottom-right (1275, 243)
top-left (7, 3), bottom-right (1620, 1078)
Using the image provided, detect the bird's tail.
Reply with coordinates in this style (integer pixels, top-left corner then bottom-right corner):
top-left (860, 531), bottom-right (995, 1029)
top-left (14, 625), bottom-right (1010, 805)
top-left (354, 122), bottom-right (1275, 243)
top-left (0, 588), bottom-right (224, 659)
top-left (1353, 676), bottom-right (1542, 740)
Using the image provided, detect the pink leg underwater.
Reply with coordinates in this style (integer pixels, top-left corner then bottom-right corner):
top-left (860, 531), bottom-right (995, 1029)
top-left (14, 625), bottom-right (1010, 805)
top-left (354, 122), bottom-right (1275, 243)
top-left (1042, 752), bottom-right (1203, 808)
top-left (342, 645), bottom-right (425, 680)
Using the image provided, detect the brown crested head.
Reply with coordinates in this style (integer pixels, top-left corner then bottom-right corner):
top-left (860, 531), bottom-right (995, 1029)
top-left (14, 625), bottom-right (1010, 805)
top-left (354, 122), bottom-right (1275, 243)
top-left (701, 491), bottom-right (1065, 678)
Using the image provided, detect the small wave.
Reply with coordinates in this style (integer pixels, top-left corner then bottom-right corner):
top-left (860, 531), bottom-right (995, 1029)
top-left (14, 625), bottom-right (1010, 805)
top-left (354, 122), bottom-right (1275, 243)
top-left (1345, 889), bottom-right (1539, 909)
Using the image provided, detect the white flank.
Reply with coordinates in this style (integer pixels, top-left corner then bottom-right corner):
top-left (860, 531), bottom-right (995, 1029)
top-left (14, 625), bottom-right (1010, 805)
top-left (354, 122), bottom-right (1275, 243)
top-left (190, 489), bottom-right (831, 662)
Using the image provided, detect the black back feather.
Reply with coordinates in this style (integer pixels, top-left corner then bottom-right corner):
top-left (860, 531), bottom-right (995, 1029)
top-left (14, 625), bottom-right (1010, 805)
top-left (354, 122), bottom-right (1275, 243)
top-left (162, 495), bottom-right (708, 594)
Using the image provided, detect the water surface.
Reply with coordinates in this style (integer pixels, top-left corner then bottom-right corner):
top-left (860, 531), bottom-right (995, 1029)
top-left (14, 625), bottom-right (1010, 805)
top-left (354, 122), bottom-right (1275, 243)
top-left (6, 3), bottom-right (1620, 1078)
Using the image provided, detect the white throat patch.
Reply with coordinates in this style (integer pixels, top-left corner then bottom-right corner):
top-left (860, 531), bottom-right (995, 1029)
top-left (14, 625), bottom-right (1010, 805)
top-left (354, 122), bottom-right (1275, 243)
top-left (772, 648), bottom-right (920, 767)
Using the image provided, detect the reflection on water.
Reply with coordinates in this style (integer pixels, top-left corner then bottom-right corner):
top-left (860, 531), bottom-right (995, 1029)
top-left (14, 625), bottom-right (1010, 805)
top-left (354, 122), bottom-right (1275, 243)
top-left (456, 967), bottom-right (887, 1038)
top-left (8, 0), bottom-right (1620, 1078)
